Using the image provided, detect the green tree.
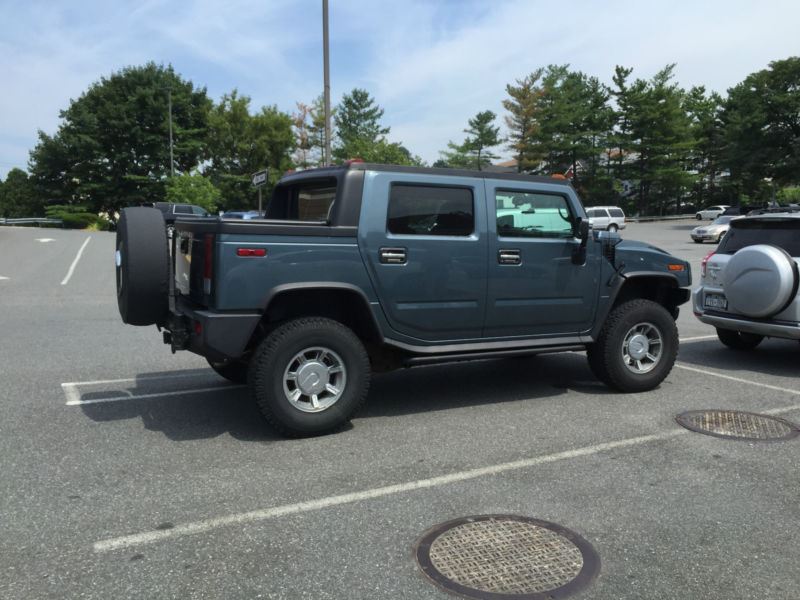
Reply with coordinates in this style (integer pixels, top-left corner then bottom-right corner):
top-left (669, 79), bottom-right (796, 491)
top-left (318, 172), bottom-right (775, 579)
top-left (0, 168), bottom-right (42, 218)
top-left (436, 140), bottom-right (473, 169)
top-left (463, 110), bottom-right (501, 170)
top-left (333, 88), bottom-right (389, 161)
top-left (685, 86), bottom-right (725, 207)
top-left (722, 57), bottom-right (800, 200)
top-left (205, 90), bottom-right (295, 210)
top-left (165, 173), bottom-right (221, 213)
top-left (28, 63), bottom-right (211, 217)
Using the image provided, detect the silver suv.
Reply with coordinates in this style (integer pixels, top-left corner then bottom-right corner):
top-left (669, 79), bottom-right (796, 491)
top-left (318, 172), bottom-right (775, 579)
top-left (586, 206), bottom-right (626, 232)
top-left (693, 212), bottom-right (800, 349)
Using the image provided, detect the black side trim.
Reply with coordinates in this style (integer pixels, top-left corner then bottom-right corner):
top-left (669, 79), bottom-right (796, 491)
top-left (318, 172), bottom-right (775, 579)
top-left (385, 334), bottom-right (590, 355)
top-left (403, 344), bottom-right (586, 366)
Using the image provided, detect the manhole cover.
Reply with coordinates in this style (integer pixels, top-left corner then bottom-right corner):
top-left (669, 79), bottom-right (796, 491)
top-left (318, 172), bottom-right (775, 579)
top-left (675, 410), bottom-right (799, 441)
top-left (414, 515), bottom-right (600, 600)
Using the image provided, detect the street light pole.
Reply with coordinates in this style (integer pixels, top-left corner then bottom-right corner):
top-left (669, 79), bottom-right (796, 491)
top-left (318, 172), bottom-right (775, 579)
top-left (322, 0), bottom-right (332, 167)
top-left (167, 89), bottom-right (175, 177)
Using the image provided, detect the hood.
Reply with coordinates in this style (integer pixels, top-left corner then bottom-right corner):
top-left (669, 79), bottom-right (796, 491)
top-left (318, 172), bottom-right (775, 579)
top-left (616, 239), bottom-right (669, 255)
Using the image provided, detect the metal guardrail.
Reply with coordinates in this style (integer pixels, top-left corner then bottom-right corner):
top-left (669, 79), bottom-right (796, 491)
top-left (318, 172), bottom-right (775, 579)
top-left (627, 214), bottom-right (696, 223)
top-left (0, 217), bottom-right (63, 226)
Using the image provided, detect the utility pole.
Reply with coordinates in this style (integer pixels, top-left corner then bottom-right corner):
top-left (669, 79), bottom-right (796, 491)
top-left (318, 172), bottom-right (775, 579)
top-left (322, 0), bottom-right (332, 166)
top-left (167, 88), bottom-right (175, 176)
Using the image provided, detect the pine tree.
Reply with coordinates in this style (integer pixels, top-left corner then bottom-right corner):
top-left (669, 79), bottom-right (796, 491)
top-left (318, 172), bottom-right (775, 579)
top-left (463, 111), bottom-right (501, 170)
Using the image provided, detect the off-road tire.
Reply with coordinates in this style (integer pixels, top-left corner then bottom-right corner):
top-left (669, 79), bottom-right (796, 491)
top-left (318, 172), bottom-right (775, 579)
top-left (115, 207), bottom-right (169, 326)
top-left (208, 358), bottom-right (249, 384)
top-left (248, 318), bottom-right (371, 437)
top-left (716, 328), bottom-right (764, 351)
top-left (587, 299), bottom-right (678, 392)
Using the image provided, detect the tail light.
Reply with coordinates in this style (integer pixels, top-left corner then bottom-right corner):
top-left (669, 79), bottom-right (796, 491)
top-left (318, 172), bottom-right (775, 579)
top-left (203, 234), bottom-right (214, 294)
top-left (700, 250), bottom-right (715, 278)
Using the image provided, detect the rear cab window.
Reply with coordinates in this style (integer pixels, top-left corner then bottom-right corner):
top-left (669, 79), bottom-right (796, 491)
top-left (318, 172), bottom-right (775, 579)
top-left (267, 178), bottom-right (338, 222)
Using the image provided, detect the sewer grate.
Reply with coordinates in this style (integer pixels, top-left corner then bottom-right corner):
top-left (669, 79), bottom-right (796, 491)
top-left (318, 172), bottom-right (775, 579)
top-left (414, 515), bottom-right (600, 600)
top-left (675, 410), bottom-right (799, 442)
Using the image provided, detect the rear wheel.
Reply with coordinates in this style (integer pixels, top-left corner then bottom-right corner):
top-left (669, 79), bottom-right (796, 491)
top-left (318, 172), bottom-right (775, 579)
top-left (696, 213), bottom-right (702, 220)
top-left (208, 358), bottom-right (249, 384)
top-left (248, 318), bottom-right (371, 437)
top-left (716, 328), bottom-right (763, 350)
top-left (587, 299), bottom-right (678, 392)
top-left (607, 224), bottom-right (618, 232)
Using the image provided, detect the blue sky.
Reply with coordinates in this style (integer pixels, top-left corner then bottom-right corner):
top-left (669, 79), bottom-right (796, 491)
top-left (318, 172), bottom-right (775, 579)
top-left (1, 0), bottom-right (799, 178)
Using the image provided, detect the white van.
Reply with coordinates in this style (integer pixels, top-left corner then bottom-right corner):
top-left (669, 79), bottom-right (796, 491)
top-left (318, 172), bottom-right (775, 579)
top-left (585, 206), bottom-right (626, 231)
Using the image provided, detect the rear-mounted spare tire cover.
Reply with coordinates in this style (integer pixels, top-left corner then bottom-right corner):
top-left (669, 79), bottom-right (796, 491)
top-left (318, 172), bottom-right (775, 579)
top-left (116, 207), bottom-right (169, 326)
top-left (722, 244), bottom-right (798, 318)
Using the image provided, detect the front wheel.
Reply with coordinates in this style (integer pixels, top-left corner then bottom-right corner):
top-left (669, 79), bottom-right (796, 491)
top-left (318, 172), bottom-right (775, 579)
top-left (716, 328), bottom-right (763, 350)
top-left (696, 214), bottom-right (702, 220)
top-left (607, 224), bottom-right (618, 232)
top-left (248, 318), bottom-right (371, 437)
top-left (587, 299), bottom-right (678, 392)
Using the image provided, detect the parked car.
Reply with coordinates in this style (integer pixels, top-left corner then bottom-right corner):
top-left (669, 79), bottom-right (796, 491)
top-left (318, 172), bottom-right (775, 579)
top-left (585, 206), bottom-right (626, 231)
top-left (153, 202), bottom-right (211, 237)
top-left (693, 211), bottom-right (800, 349)
top-left (115, 163), bottom-right (691, 436)
top-left (690, 216), bottom-right (735, 244)
top-left (222, 210), bottom-right (262, 220)
top-left (695, 205), bottom-right (730, 220)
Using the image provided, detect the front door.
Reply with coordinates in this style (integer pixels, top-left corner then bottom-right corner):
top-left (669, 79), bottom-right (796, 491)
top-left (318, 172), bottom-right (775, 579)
top-left (484, 181), bottom-right (599, 338)
top-left (359, 171), bottom-right (488, 342)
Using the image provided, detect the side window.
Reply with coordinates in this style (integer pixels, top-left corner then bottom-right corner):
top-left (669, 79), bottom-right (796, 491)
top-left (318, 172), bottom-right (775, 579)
top-left (174, 204), bottom-right (192, 214)
top-left (388, 185), bottom-right (474, 236)
top-left (587, 209), bottom-right (597, 218)
top-left (496, 190), bottom-right (575, 239)
top-left (608, 208), bottom-right (624, 218)
top-left (267, 178), bottom-right (337, 221)
top-left (191, 206), bottom-right (208, 216)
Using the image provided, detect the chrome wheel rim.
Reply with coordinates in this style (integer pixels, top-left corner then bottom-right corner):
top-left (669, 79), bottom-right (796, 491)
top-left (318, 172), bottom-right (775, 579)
top-left (621, 322), bottom-right (663, 374)
top-left (282, 346), bottom-right (346, 413)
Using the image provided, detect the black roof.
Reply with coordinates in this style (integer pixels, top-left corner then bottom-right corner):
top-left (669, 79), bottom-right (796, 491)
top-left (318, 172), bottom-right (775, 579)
top-left (279, 162), bottom-right (572, 186)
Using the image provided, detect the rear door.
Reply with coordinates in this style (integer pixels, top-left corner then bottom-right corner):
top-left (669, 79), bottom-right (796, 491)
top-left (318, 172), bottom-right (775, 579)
top-left (484, 181), bottom-right (600, 338)
top-left (359, 171), bottom-right (488, 342)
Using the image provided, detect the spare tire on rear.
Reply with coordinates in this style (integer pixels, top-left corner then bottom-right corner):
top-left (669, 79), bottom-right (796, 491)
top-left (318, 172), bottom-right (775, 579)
top-left (722, 244), bottom-right (799, 318)
top-left (116, 207), bottom-right (169, 326)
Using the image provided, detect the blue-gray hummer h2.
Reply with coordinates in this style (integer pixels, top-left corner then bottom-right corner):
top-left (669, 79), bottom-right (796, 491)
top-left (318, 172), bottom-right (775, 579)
top-left (115, 163), bottom-right (691, 436)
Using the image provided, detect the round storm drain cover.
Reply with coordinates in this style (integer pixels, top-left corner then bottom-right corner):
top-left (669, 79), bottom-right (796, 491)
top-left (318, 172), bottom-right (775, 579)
top-left (676, 410), bottom-right (799, 442)
top-left (414, 515), bottom-right (600, 600)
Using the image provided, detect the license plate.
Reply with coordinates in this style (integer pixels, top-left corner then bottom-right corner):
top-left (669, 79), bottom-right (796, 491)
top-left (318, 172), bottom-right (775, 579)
top-left (704, 294), bottom-right (728, 310)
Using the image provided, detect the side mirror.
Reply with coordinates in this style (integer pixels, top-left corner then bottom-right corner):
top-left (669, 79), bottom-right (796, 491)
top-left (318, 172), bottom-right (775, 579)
top-left (572, 219), bottom-right (590, 265)
top-left (578, 218), bottom-right (590, 240)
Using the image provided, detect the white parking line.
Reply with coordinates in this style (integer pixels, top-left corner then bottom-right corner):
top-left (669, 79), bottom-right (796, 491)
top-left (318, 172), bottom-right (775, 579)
top-left (62, 372), bottom-right (207, 387)
top-left (678, 335), bottom-right (717, 343)
top-left (92, 429), bottom-right (689, 552)
top-left (60, 237), bottom-right (91, 285)
top-left (675, 364), bottom-right (800, 397)
top-left (63, 384), bottom-right (244, 406)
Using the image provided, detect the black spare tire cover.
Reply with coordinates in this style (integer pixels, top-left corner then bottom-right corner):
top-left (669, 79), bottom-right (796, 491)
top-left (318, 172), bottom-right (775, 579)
top-left (116, 207), bottom-right (169, 326)
top-left (722, 244), bottom-right (798, 318)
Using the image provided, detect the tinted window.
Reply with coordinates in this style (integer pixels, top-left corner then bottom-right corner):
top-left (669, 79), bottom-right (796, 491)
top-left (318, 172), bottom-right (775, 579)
top-left (388, 185), bottom-right (474, 236)
top-left (608, 208), bottom-right (624, 218)
top-left (267, 179), bottom-right (337, 221)
top-left (496, 191), bottom-right (575, 238)
top-left (174, 205), bottom-right (192, 214)
top-left (191, 206), bottom-right (208, 216)
top-left (720, 220), bottom-right (800, 255)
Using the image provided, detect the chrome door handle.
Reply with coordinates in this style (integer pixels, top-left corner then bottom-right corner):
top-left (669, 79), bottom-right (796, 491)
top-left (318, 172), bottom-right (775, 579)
top-left (498, 249), bottom-right (521, 265)
top-left (379, 247), bottom-right (407, 264)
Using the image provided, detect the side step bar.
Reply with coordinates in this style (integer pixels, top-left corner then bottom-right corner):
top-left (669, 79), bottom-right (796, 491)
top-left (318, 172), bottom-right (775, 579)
top-left (402, 344), bottom-right (586, 367)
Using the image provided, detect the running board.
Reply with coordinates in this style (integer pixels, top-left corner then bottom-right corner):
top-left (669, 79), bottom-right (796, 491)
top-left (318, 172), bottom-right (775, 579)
top-left (402, 345), bottom-right (586, 367)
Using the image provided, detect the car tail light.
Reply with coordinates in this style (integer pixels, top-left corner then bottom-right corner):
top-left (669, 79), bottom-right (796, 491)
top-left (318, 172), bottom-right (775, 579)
top-left (203, 234), bottom-right (214, 294)
top-left (236, 247), bottom-right (267, 257)
top-left (700, 250), bottom-right (715, 278)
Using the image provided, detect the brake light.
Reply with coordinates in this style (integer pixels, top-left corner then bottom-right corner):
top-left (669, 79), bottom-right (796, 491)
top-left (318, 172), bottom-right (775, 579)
top-left (344, 158), bottom-right (364, 165)
top-left (236, 248), bottom-right (267, 257)
top-left (203, 234), bottom-right (213, 294)
top-left (700, 250), bottom-right (715, 278)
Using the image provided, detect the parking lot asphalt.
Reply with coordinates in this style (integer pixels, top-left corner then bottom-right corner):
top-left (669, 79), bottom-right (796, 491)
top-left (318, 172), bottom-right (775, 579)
top-left (1, 221), bottom-right (798, 600)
